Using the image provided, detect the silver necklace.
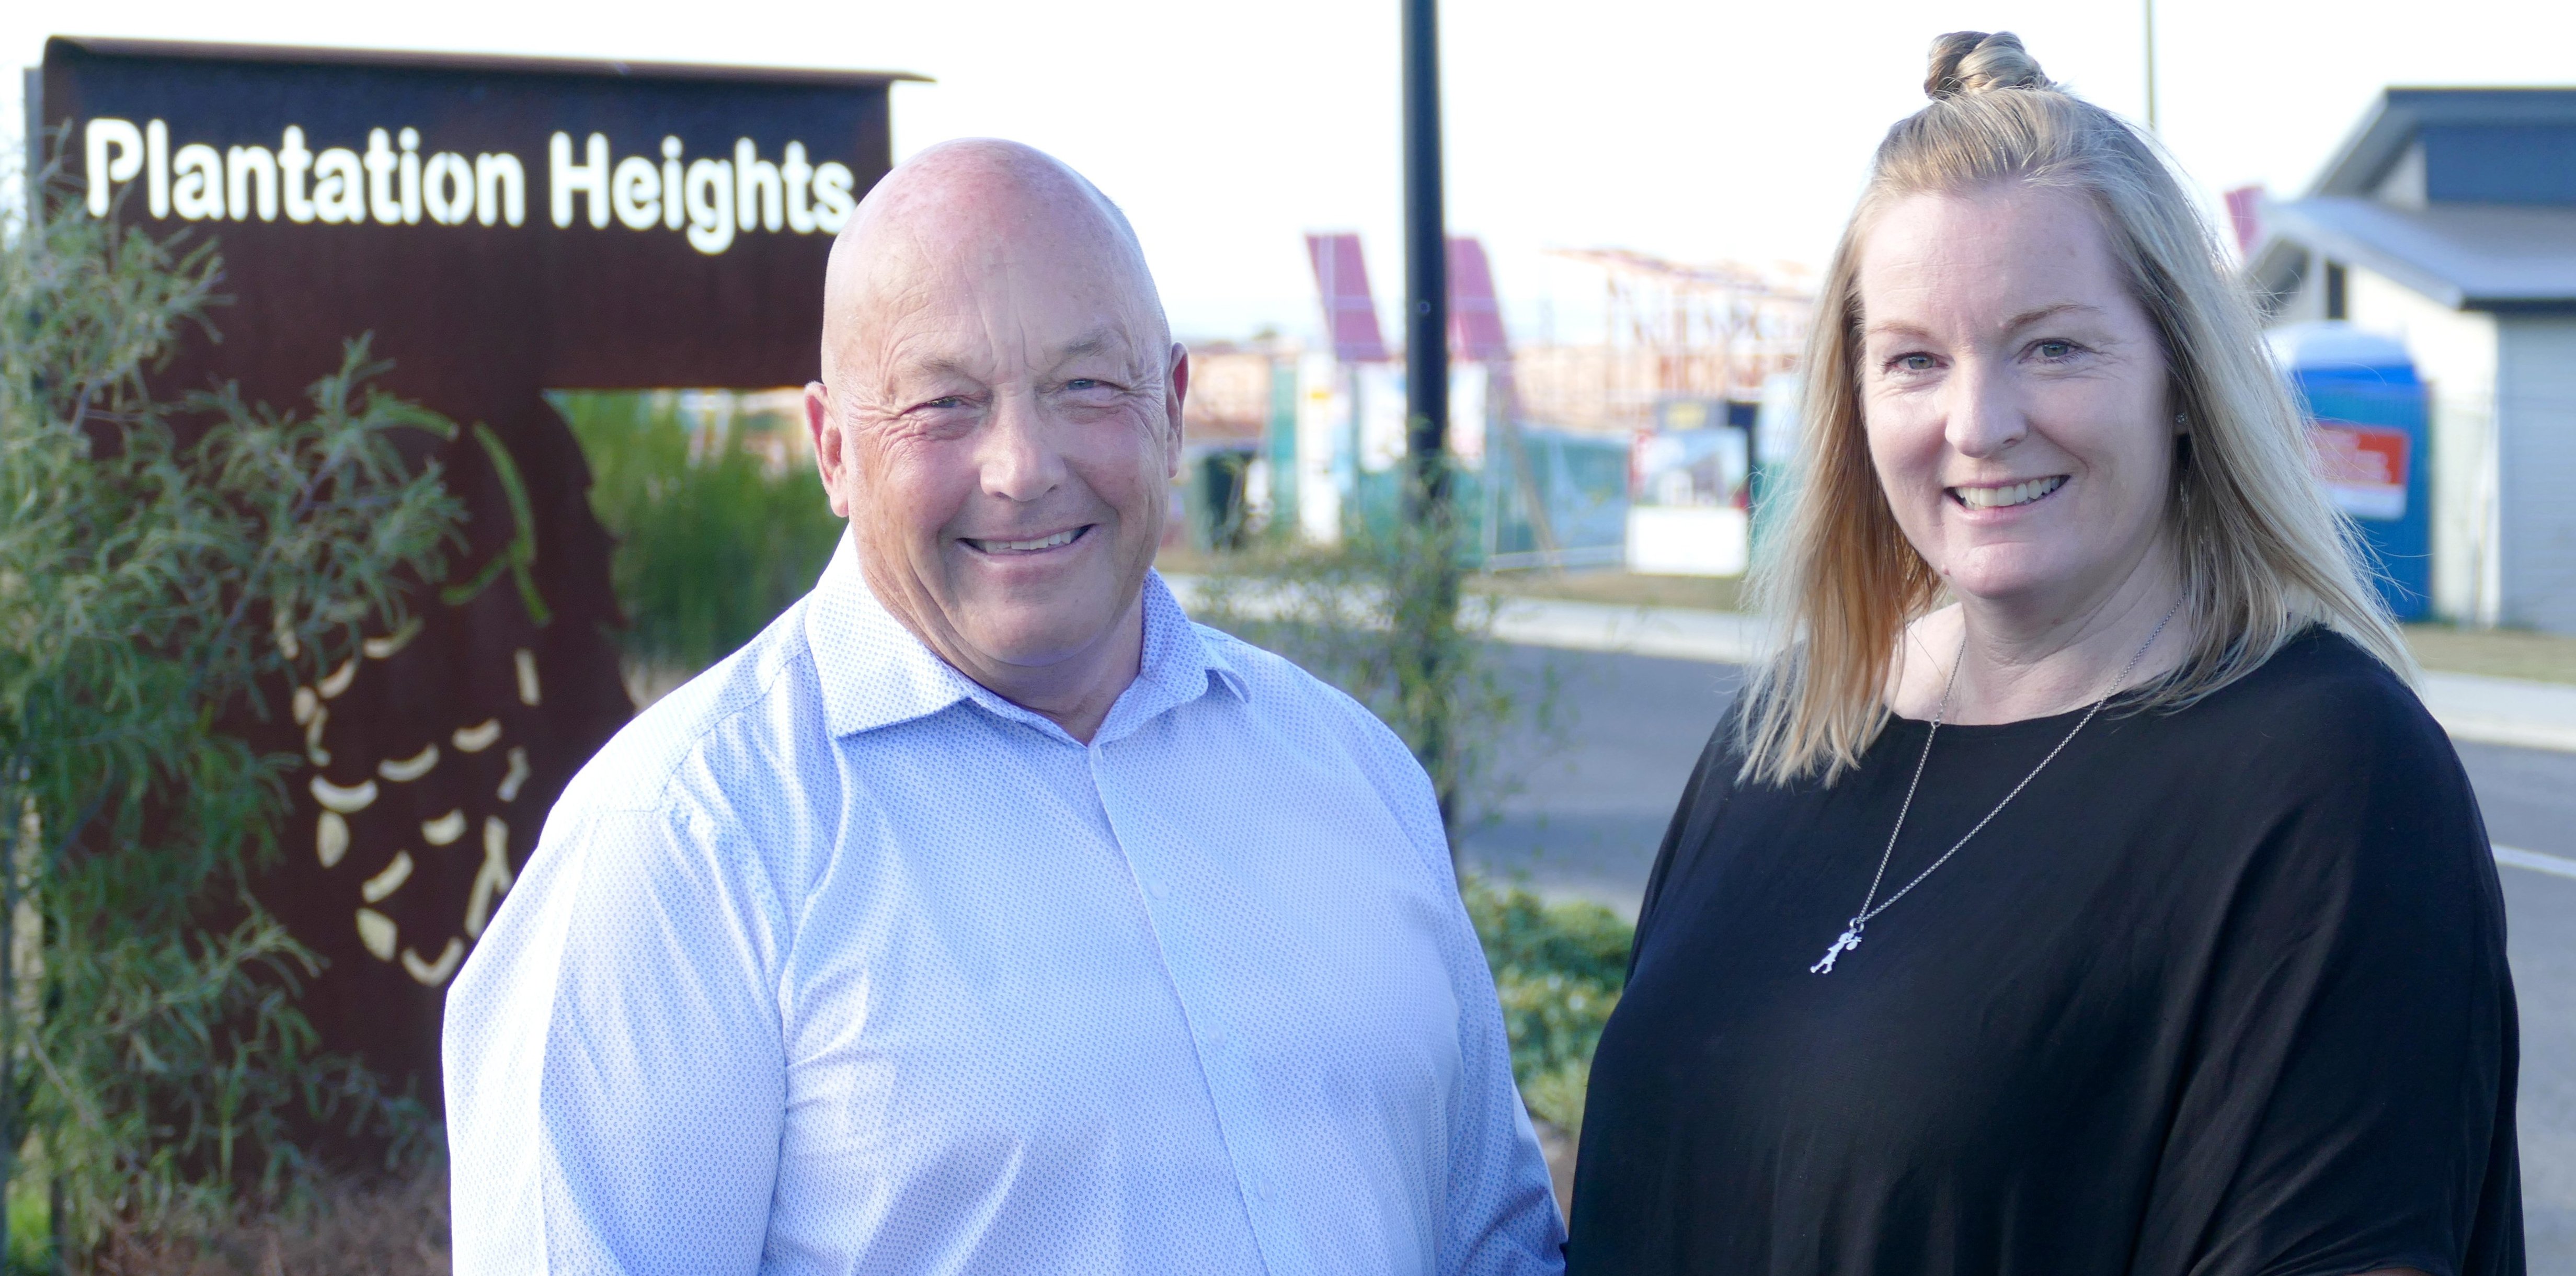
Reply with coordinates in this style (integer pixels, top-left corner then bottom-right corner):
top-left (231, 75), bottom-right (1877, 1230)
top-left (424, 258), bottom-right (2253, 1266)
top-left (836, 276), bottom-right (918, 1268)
top-left (1810, 600), bottom-right (2183, 975)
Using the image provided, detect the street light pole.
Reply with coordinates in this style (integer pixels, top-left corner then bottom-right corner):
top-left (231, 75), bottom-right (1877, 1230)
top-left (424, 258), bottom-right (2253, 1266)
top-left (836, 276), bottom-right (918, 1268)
top-left (1402, 0), bottom-right (1449, 511)
top-left (1400, 0), bottom-right (1464, 840)
top-left (2144, 0), bottom-right (2159, 133)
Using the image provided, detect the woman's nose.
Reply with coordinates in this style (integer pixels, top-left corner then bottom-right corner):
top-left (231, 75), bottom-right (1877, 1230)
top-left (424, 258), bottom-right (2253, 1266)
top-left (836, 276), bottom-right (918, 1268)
top-left (1942, 361), bottom-right (2026, 458)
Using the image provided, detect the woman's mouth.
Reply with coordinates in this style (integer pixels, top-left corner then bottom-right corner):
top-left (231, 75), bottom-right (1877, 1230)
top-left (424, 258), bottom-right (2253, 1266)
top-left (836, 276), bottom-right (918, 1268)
top-left (1949, 476), bottom-right (2067, 511)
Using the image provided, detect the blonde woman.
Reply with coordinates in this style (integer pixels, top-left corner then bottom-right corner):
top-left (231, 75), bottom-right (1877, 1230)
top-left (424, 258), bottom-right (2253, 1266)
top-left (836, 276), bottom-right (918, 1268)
top-left (1566, 32), bottom-right (2520, 1275)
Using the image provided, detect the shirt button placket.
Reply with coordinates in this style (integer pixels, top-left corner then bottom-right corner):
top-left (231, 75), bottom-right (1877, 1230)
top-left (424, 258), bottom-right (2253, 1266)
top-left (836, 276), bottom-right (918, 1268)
top-left (1092, 734), bottom-right (1277, 1260)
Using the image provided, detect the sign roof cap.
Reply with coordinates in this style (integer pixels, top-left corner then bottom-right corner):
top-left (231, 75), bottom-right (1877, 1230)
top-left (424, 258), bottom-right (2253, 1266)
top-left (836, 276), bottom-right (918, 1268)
top-left (47, 34), bottom-right (931, 88)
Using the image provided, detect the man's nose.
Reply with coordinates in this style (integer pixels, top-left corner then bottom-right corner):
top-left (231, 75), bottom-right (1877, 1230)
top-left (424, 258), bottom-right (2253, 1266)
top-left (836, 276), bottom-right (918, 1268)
top-left (977, 390), bottom-right (1068, 503)
top-left (1942, 357), bottom-right (2025, 459)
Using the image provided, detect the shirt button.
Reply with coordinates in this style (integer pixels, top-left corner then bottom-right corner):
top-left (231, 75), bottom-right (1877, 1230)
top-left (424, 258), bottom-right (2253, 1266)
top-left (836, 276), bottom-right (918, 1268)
top-left (1258, 1180), bottom-right (1277, 1202)
top-left (1150, 882), bottom-right (1170, 901)
top-left (1204, 1027), bottom-right (1228, 1049)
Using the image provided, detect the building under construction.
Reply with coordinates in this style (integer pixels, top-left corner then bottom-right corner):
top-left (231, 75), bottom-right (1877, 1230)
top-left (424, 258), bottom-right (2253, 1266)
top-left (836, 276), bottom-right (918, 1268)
top-left (1172, 235), bottom-right (1818, 577)
top-left (1512, 249), bottom-right (1815, 436)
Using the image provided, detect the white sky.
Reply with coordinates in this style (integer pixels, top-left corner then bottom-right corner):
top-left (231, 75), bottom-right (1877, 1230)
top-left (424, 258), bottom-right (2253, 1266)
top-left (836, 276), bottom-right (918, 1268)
top-left (13, 0), bottom-right (2574, 345)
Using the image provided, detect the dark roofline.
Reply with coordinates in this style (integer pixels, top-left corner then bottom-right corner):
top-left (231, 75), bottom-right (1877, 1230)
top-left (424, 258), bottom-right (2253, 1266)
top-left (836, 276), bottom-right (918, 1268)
top-left (45, 35), bottom-right (932, 90)
top-left (2312, 86), bottom-right (2576, 198)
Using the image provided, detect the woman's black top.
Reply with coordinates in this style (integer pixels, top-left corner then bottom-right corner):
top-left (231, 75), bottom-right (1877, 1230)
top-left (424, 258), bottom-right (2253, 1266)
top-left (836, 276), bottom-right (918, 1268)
top-left (1569, 631), bottom-right (2522, 1275)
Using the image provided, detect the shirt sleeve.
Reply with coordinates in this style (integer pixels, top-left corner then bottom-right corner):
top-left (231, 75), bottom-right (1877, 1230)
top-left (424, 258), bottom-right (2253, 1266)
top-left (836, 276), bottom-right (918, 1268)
top-left (2130, 697), bottom-right (2522, 1276)
top-left (1345, 706), bottom-right (1570, 1276)
top-left (443, 793), bottom-right (789, 1275)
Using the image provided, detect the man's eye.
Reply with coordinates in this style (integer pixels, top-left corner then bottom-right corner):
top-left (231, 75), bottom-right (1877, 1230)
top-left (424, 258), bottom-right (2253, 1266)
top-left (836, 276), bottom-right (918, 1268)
top-left (1066, 379), bottom-right (1105, 392)
top-left (2034, 340), bottom-right (2075, 360)
top-left (921, 396), bottom-right (968, 409)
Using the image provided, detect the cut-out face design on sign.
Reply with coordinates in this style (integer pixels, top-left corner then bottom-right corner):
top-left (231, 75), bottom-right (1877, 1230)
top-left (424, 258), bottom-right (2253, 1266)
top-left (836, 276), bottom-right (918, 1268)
top-left (295, 629), bottom-right (534, 985)
top-left (290, 424), bottom-right (552, 989)
top-left (256, 408), bottom-right (632, 1099)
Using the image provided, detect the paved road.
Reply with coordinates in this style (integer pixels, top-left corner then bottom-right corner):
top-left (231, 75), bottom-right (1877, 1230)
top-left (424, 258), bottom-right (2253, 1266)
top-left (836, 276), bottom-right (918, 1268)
top-left (1461, 645), bottom-right (2576, 1269)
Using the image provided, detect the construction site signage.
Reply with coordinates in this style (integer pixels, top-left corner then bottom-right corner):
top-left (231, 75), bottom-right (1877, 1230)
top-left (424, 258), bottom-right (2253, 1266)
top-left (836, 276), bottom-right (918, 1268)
top-left (38, 36), bottom-right (919, 1109)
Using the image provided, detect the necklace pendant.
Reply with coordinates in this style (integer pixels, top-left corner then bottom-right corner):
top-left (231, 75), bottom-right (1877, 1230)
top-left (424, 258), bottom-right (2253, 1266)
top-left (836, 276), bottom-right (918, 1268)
top-left (1810, 927), bottom-right (1863, 975)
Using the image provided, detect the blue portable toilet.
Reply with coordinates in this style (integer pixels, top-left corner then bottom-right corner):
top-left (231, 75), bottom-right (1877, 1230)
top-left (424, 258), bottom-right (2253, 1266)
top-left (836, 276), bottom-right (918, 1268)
top-left (2265, 323), bottom-right (2433, 621)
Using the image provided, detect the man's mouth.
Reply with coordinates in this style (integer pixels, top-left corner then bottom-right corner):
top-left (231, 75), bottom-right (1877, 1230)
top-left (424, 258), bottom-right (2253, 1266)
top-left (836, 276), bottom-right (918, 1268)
top-left (1949, 475), bottom-right (2067, 511)
top-left (962, 526), bottom-right (1090, 555)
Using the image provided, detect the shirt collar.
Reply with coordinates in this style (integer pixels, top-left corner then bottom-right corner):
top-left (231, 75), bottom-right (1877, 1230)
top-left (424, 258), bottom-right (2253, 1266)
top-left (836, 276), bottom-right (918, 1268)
top-left (805, 530), bottom-right (1245, 744)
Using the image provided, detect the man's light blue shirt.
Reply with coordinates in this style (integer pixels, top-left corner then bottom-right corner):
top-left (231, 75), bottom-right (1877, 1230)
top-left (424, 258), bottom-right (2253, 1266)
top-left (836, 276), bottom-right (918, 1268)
top-left (443, 534), bottom-right (1565, 1274)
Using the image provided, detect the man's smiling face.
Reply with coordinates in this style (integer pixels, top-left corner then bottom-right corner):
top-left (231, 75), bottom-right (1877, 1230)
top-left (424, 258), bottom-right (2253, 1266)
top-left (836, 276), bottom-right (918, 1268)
top-left (807, 144), bottom-right (1185, 690)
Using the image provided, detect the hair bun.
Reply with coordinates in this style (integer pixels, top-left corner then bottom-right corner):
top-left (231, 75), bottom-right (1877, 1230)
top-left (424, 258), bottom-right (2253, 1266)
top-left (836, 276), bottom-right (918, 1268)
top-left (1925, 31), bottom-right (2052, 99)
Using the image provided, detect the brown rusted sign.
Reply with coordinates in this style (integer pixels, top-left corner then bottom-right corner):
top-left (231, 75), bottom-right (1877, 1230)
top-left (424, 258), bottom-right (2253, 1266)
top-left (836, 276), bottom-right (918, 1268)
top-left (39, 36), bottom-right (917, 1107)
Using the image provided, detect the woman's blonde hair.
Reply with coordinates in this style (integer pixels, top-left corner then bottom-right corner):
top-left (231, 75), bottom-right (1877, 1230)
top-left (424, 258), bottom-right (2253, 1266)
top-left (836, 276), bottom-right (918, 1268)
top-left (1736, 30), bottom-right (2411, 786)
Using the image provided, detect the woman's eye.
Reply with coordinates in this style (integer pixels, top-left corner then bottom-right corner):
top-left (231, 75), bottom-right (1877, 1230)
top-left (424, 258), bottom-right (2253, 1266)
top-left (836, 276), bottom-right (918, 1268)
top-left (2034, 340), bottom-right (2075, 360)
top-left (1895, 354), bottom-right (1936, 372)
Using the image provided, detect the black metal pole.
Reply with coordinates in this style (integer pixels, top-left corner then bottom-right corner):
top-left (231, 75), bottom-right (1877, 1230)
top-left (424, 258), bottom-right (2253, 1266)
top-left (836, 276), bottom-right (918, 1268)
top-left (1402, 0), bottom-right (1448, 511)
top-left (1400, 0), bottom-right (1464, 841)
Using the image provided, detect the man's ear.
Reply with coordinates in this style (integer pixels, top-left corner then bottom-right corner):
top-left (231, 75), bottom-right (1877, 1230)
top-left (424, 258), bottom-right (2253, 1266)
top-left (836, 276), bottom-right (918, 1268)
top-left (805, 381), bottom-right (852, 518)
top-left (1163, 343), bottom-right (1190, 481)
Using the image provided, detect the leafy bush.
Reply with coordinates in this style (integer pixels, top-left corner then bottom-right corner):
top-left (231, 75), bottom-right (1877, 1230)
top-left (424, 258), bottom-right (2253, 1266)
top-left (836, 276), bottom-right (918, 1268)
top-left (1, 175), bottom-right (459, 1252)
top-left (557, 392), bottom-right (843, 677)
top-left (1463, 878), bottom-right (1632, 1133)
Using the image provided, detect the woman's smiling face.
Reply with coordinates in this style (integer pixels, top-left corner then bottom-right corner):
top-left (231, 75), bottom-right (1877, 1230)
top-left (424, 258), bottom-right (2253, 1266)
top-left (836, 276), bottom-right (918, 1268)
top-left (1856, 182), bottom-right (2178, 617)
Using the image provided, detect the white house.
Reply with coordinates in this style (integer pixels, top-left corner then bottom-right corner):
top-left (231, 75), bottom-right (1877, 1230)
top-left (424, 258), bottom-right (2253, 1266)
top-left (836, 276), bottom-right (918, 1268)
top-left (2249, 88), bottom-right (2576, 631)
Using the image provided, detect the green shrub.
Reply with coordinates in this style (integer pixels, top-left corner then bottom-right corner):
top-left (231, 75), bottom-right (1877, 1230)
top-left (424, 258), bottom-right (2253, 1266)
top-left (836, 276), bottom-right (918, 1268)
top-left (557, 392), bottom-right (843, 676)
top-left (2, 170), bottom-right (459, 1250)
top-left (1464, 878), bottom-right (1633, 1133)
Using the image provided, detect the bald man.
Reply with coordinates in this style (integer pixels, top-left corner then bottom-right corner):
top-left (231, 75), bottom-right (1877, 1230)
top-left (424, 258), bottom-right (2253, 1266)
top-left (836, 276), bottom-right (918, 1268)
top-left (442, 141), bottom-right (1565, 1275)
